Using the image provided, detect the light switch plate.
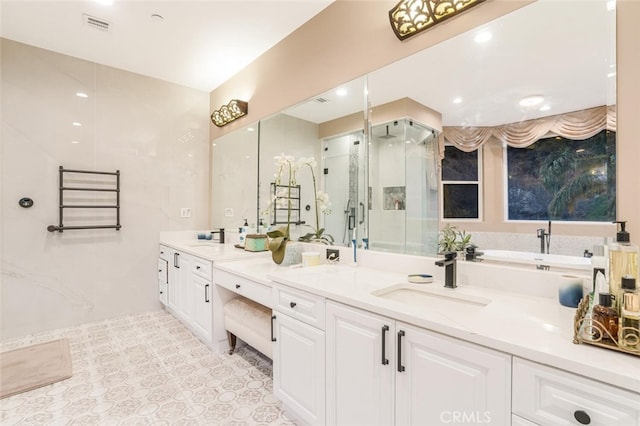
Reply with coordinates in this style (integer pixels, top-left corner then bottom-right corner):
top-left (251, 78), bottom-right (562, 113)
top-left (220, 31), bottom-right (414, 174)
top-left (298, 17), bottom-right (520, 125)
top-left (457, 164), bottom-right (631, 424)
top-left (224, 208), bottom-right (234, 217)
top-left (180, 208), bottom-right (192, 218)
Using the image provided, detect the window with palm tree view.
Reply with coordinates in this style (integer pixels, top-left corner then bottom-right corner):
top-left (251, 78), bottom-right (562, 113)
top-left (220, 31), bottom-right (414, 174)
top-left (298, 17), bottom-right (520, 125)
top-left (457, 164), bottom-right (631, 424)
top-left (507, 130), bottom-right (616, 221)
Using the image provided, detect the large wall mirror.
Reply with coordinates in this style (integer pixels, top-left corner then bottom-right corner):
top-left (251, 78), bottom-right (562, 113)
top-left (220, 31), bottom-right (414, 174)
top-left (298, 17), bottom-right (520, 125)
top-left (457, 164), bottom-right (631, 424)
top-left (212, 0), bottom-right (616, 257)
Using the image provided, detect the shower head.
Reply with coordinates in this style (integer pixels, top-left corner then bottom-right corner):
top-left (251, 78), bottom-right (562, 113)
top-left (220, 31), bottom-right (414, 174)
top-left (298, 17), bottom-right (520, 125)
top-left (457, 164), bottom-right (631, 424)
top-left (379, 125), bottom-right (396, 140)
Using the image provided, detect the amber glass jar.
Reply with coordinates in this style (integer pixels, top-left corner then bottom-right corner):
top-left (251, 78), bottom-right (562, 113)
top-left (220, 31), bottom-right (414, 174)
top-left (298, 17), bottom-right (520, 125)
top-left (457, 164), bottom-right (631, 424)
top-left (592, 293), bottom-right (619, 341)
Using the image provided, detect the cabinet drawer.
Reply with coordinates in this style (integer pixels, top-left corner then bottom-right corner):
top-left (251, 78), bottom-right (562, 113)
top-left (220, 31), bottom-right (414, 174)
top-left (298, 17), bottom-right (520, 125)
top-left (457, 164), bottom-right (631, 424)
top-left (513, 357), bottom-right (640, 426)
top-left (191, 256), bottom-right (212, 281)
top-left (215, 269), bottom-right (272, 308)
top-left (159, 245), bottom-right (170, 262)
top-left (273, 284), bottom-right (325, 330)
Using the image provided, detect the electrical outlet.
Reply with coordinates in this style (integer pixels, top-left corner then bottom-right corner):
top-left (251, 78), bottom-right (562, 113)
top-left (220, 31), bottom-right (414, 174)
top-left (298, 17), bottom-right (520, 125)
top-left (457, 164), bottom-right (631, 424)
top-left (180, 208), bottom-right (192, 218)
top-left (224, 208), bottom-right (234, 217)
top-left (326, 248), bottom-right (340, 262)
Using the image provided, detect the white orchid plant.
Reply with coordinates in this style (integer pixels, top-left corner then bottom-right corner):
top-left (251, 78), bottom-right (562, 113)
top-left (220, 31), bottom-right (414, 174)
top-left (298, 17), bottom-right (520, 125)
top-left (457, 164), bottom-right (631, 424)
top-left (263, 154), bottom-right (333, 264)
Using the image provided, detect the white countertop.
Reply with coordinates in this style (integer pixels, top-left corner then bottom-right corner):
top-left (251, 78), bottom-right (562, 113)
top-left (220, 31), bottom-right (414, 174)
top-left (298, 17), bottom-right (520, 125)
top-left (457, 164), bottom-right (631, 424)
top-left (218, 257), bottom-right (640, 395)
top-left (161, 234), bottom-right (639, 394)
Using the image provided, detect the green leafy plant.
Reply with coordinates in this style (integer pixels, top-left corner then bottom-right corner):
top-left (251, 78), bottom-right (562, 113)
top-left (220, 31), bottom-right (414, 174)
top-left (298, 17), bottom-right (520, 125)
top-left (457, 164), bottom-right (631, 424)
top-left (438, 224), bottom-right (472, 253)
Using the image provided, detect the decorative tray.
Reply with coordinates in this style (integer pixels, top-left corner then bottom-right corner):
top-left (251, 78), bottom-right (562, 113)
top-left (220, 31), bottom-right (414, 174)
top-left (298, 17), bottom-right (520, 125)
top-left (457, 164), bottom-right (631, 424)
top-left (573, 296), bottom-right (640, 356)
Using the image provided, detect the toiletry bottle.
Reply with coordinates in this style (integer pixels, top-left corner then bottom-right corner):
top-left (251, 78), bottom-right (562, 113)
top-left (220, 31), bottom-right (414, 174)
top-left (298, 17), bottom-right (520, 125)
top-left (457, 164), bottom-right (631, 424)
top-left (608, 221), bottom-right (639, 311)
top-left (619, 277), bottom-right (640, 351)
top-left (239, 219), bottom-right (249, 248)
top-left (592, 293), bottom-right (619, 342)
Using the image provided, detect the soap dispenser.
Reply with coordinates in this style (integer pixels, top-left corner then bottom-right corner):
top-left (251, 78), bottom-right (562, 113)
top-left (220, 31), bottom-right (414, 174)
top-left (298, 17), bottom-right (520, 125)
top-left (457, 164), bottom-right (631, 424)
top-left (238, 218), bottom-right (249, 248)
top-left (608, 221), bottom-right (639, 310)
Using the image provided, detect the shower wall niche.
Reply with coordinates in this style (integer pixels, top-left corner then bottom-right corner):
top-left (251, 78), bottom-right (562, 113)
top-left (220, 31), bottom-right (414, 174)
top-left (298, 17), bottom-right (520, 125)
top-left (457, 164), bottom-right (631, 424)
top-left (368, 119), bottom-right (439, 255)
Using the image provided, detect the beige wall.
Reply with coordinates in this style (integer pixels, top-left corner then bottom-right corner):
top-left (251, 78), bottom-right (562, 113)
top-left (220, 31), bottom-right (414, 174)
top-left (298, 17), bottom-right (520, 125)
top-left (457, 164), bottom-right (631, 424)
top-left (210, 0), bottom-right (640, 240)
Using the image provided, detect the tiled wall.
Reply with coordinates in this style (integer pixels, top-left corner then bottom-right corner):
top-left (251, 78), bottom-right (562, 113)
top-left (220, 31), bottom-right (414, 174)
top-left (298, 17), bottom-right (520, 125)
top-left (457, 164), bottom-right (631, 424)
top-left (1, 39), bottom-right (210, 339)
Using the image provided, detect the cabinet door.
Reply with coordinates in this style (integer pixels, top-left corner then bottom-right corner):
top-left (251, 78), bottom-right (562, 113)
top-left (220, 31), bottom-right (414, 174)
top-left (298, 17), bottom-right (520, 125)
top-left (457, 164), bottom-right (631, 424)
top-left (158, 258), bottom-right (168, 305)
top-left (192, 275), bottom-right (212, 341)
top-left (395, 322), bottom-right (511, 426)
top-left (273, 312), bottom-right (325, 426)
top-left (167, 250), bottom-right (181, 312)
top-left (326, 301), bottom-right (395, 426)
top-left (178, 254), bottom-right (193, 322)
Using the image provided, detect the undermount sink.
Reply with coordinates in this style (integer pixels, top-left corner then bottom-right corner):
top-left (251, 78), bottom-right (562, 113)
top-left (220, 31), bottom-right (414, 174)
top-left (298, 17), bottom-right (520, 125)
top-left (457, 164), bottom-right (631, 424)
top-left (372, 283), bottom-right (492, 308)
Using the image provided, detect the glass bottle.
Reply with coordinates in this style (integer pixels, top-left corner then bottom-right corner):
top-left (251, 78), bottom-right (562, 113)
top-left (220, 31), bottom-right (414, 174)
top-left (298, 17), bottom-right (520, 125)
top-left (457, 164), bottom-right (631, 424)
top-left (619, 278), bottom-right (640, 351)
top-left (608, 221), bottom-right (639, 311)
top-left (592, 293), bottom-right (619, 342)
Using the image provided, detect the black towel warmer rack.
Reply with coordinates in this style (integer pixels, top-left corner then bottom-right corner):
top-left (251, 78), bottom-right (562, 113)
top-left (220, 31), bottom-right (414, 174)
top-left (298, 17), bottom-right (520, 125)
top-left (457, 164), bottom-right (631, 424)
top-left (47, 166), bottom-right (121, 232)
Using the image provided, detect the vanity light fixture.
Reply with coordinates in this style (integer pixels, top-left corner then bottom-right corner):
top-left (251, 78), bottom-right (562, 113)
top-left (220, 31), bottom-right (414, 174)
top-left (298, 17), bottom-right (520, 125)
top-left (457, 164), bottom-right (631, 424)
top-left (389, 0), bottom-right (486, 41)
top-left (210, 99), bottom-right (248, 127)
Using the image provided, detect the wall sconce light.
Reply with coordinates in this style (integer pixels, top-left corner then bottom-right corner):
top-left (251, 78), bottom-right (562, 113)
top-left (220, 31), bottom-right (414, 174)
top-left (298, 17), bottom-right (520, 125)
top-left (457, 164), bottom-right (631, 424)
top-left (210, 99), bottom-right (248, 127)
top-left (389, 0), bottom-right (485, 41)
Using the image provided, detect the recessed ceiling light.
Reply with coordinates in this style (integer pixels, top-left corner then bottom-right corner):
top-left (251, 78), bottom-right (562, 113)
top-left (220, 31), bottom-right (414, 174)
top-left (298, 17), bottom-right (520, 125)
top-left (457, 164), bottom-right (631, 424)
top-left (453, 97), bottom-right (462, 104)
top-left (151, 14), bottom-right (164, 22)
top-left (474, 31), bottom-right (492, 44)
top-left (539, 104), bottom-right (551, 112)
top-left (94, 0), bottom-right (114, 5)
top-left (519, 95), bottom-right (544, 107)
top-left (72, 122), bottom-right (82, 127)
top-left (336, 88), bottom-right (347, 97)
top-left (76, 92), bottom-right (88, 98)
top-left (71, 140), bottom-right (80, 144)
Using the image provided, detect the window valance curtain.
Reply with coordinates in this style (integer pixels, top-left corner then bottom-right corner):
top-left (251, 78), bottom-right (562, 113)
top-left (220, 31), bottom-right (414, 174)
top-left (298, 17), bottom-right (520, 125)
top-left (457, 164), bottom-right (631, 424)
top-left (440, 105), bottom-right (616, 157)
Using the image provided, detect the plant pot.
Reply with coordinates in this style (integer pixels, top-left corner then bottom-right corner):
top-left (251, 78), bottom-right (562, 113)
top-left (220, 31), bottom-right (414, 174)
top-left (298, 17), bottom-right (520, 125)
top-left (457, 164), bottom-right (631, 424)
top-left (279, 242), bottom-right (302, 266)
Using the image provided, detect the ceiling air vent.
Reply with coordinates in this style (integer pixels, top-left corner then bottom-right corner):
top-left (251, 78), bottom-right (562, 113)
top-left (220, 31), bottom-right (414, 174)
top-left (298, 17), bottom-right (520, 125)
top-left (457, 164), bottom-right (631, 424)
top-left (315, 97), bottom-right (329, 103)
top-left (83, 14), bottom-right (110, 31)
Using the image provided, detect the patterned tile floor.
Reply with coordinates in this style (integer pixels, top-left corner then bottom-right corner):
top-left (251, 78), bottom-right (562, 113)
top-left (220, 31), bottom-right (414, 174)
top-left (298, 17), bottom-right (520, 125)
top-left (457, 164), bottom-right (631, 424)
top-left (0, 310), bottom-right (296, 425)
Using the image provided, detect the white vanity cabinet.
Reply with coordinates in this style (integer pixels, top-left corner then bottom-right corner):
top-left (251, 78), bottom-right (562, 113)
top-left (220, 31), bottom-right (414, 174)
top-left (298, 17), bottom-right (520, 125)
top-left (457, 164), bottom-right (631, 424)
top-left (158, 246), bottom-right (169, 306)
top-left (160, 245), bottom-right (214, 345)
top-left (326, 301), bottom-right (512, 426)
top-left (190, 255), bottom-right (213, 342)
top-left (272, 284), bottom-right (326, 426)
top-left (512, 357), bottom-right (640, 426)
top-left (325, 301), bottom-right (395, 426)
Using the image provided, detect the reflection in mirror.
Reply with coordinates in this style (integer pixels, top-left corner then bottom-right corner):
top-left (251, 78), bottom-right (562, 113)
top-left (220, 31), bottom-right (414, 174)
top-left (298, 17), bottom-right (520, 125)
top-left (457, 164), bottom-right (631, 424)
top-left (368, 119), bottom-right (439, 255)
top-left (211, 123), bottom-right (259, 231)
top-left (258, 77), bottom-right (367, 245)
top-left (367, 0), bottom-right (616, 256)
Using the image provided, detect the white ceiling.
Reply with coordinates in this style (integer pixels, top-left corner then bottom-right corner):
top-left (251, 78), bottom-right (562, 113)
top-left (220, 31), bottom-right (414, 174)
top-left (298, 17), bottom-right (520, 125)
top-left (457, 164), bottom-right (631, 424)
top-left (0, 0), bottom-right (334, 92)
top-left (284, 0), bottom-right (617, 128)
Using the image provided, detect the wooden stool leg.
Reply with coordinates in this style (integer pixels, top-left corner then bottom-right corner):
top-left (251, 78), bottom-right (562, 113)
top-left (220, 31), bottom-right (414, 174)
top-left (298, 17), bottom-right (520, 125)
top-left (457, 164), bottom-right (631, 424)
top-left (227, 331), bottom-right (237, 355)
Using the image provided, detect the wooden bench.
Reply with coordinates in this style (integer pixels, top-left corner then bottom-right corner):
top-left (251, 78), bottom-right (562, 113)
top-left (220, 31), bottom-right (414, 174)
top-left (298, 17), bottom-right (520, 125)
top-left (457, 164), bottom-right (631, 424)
top-left (223, 296), bottom-right (272, 359)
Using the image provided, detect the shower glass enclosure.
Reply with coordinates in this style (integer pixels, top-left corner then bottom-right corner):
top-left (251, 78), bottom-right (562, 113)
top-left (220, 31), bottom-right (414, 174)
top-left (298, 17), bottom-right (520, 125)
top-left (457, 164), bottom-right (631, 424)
top-left (322, 130), bottom-right (367, 247)
top-left (368, 119), bottom-right (439, 255)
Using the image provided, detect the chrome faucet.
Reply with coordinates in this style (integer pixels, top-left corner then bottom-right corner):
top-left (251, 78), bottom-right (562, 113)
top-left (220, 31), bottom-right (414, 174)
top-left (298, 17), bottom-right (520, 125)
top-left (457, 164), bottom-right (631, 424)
top-left (435, 251), bottom-right (457, 289)
top-left (536, 220), bottom-right (551, 254)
